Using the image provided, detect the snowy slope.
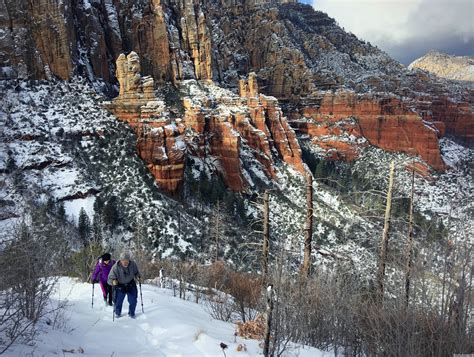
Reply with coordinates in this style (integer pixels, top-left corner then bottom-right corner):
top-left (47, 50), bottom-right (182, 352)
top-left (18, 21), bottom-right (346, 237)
top-left (7, 278), bottom-right (326, 357)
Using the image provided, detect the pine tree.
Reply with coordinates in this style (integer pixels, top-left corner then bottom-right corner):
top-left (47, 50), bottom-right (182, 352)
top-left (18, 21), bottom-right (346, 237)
top-left (46, 197), bottom-right (55, 213)
top-left (57, 201), bottom-right (66, 219)
top-left (92, 213), bottom-right (103, 244)
top-left (103, 196), bottom-right (119, 232)
top-left (93, 195), bottom-right (104, 213)
top-left (314, 160), bottom-right (326, 179)
top-left (6, 154), bottom-right (16, 174)
top-left (78, 208), bottom-right (91, 244)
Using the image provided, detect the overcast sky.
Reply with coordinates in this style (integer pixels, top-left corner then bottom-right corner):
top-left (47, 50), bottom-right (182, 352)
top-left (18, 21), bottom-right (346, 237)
top-left (306, 0), bottom-right (474, 65)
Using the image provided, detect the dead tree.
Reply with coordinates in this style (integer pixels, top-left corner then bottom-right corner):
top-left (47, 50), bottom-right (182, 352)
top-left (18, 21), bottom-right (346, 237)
top-left (263, 284), bottom-right (274, 357)
top-left (301, 171), bottom-right (314, 277)
top-left (404, 162), bottom-right (416, 308)
top-left (376, 160), bottom-right (395, 304)
top-left (262, 190), bottom-right (270, 281)
top-left (210, 201), bottom-right (223, 262)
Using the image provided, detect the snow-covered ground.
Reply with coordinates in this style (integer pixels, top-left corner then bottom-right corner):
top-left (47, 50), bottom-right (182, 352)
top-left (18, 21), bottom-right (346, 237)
top-left (7, 278), bottom-right (327, 357)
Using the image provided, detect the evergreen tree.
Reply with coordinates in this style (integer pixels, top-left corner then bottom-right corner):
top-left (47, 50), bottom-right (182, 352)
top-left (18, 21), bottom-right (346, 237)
top-left (223, 190), bottom-right (235, 213)
top-left (314, 160), bottom-right (326, 179)
top-left (92, 212), bottom-right (103, 244)
top-left (57, 201), bottom-right (66, 219)
top-left (78, 208), bottom-right (91, 244)
top-left (46, 197), bottom-right (55, 213)
top-left (5, 153), bottom-right (16, 174)
top-left (93, 196), bottom-right (104, 214)
top-left (103, 196), bottom-right (119, 231)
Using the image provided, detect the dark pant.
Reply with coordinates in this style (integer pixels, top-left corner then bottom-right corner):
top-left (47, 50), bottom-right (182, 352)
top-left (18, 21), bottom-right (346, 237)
top-left (99, 281), bottom-right (113, 305)
top-left (113, 283), bottom-right (138, 316)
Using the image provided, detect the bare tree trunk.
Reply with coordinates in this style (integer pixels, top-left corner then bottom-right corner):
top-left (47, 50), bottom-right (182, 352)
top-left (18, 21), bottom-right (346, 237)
top-left (440, 207), bottom-right (453, 321)
top-left (302, 171), bottom-right (313, 277)
top-left (404, 162), bottom-right (416, 308)
top-left (376, 160), bottom-right (395, 304)
top-left (263, 284), bottom-right (274, 357)
top-left (215, 201), bottom-right (220, 262)
top-left (210, 201), bottom-right (222, 262)
top-left (178, 210), bottom-right (181, 239)
top-left (262, 190), bottom-right (270, 281)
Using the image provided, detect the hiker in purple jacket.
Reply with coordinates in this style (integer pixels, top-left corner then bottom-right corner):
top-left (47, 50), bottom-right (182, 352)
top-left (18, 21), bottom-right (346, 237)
top-left (91, 253), bottom-right (115, 306)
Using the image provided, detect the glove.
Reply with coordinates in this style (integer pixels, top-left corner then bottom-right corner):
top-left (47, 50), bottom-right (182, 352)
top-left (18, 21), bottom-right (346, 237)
top-left (112, 279), bottom-right (118, 286)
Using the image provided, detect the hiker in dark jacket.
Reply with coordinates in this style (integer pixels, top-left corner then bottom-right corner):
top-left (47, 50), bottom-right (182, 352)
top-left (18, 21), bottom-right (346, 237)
top-left (107, 251), bottom-right (140, 318)
top-left (91, 253), bottom-right (115, 306)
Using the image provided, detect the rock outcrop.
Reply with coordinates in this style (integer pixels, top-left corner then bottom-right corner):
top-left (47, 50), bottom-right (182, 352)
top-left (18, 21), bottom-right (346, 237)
top-left (415, 96), bottom-right (474, 146)
top-left (115, 52), bottom-right (155, 101)
top-left (107, 56), bottom-right (305, 193)
top-left (409, 51), bottom-right (474, 82)
top-left (240, 73), bottom-right (305, 173)
top-left (107, 53), bottom-right (186, 193)
top-left (180, 73), bottom-right (305, 189)
top-left (182, 100), bottom-right (246, 191)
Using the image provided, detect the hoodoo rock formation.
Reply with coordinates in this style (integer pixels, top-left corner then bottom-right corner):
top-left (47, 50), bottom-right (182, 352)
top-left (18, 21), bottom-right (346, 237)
top-left (107, 52), bottom-right (186, 192)
top-left (115, 52), bottom-right (155, 101)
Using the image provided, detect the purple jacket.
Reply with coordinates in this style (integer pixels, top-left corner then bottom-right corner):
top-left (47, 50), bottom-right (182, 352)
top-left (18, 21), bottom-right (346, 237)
top-left (91, 259), bottom-right (116, 285)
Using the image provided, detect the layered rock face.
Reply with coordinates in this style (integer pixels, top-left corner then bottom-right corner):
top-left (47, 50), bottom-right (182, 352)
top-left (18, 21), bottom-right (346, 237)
top-left (415, 96), bottom-right (474, 146)
top-left (107, 55), bottom-right (304, 192)
top-left (0, 0), bottom-right (212, 82)
top-left (181, 73), bottom-right (304, 190)
top-left (106, 52), bottom-right (186, 192)
top-left (0, 0), bottom-right (75, 79)
top-left (240, 73), bottom-right (305, 174)
top-left (289, 91), bottom-right (446, 170)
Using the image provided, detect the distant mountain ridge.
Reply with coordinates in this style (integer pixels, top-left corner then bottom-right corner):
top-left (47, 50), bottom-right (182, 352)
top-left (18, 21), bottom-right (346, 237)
top-left (409, 50), bottom-right (474, 82)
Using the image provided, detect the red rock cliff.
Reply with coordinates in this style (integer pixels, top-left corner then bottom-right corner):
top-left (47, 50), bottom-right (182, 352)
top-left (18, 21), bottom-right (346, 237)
top-left (291, 91), bottom-right (446, 170)
top-left (106, 56), bottom-right (306, 193)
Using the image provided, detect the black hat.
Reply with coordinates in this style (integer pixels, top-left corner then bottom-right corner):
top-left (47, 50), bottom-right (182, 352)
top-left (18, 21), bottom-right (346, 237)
top-left (102, 253), bottom-right (111, 261)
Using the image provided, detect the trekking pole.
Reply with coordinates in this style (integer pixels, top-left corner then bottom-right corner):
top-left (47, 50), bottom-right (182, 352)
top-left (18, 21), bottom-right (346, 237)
top-left (112, 286), bottom-right (115, 322)
top-left (91, 282), bottom-right (95, 309)
top-left (138, 277), bottom-right (144, 313)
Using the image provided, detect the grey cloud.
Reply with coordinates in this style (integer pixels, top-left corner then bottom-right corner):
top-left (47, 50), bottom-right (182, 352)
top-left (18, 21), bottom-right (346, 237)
top-left (379, 0), bottom-right (473, 64)
top-left (312, 0), bottom-right (474, 64)
top-left (380, 34), bottom-right (474, 65)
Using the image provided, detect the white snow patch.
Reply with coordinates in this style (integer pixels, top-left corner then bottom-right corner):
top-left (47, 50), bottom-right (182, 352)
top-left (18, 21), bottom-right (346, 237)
top-left (7, 278), bottom-right (329, 356)
top-left (63, 196), bottom-right (96, 224)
